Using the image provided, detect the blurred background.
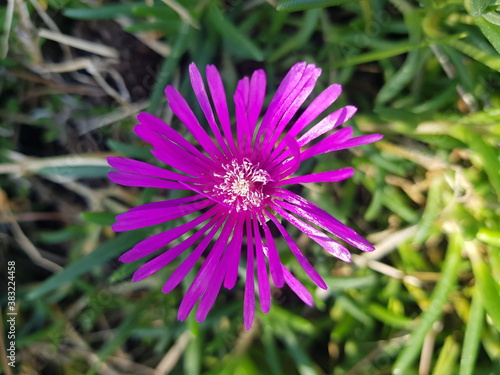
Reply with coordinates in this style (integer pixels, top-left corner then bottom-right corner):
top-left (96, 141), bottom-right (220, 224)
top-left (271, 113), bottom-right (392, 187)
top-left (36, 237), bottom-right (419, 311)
top-left (1, 0), bottom-right (500, 374)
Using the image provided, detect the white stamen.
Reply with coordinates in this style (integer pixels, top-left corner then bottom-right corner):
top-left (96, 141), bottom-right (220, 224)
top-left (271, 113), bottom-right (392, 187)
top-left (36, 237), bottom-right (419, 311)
top-left (213, 158), bottom-right (271, 212)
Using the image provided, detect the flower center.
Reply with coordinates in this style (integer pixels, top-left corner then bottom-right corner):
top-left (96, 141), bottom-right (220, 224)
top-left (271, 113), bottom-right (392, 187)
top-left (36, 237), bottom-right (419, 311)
top-left (213, 158), bottom-right (272, 212)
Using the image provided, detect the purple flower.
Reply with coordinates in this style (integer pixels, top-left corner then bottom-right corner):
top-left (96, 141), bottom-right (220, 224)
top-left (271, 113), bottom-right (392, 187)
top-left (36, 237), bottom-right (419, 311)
top-left (108, 62), bottom-right (382, 329)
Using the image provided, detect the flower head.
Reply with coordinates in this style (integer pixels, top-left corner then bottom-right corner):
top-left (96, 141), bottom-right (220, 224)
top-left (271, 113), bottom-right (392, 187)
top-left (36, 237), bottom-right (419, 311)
top-left (108, 62), bottom-right (382, 329)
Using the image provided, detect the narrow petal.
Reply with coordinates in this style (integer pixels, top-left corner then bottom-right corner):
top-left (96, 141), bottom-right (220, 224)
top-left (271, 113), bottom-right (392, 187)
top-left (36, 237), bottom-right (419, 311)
top-left (108, 171), bottom-right (190, 190)
top-left (165, 85), bottom-right (224, 160)
top-left (107, 157), bottom-right (198, 183)
top-left (266, 214), bottom-right (327, 289)
top-left (254, 217), bottom-right (271, 313)
top-left (177, 215), bottom-right (239, 321)
top-left (247, 70), bottom-right (266, 137)
top-left (267, 84), bottom-right (343, 164)
top-left (298, 106), bottom-right (357, 147)
top-left (256, 62), bottom-right (307, 144)
top-left (244, 217), bottom-right (255, 330)
top-left (275, 168), bottom-right (354, 186)
top-left (301, 132), bottom-right (384, 161)
top-left (271, 203), bottom-right (352, 263)
top-left (270, 126), bottom-right (354, 168)
top-left (195, 253), bottom-right (229, 322)
top-left (268, 135), bottom-right (301, 181)
top-left (135, 124), bottom-right (209, 176)
top-left (223, 218), bottom-right (245, 289)
top-left (189, 63), bottom-right (230, 155)
top-left (137, 112), bottom-right (214, 164)
top-left (120, 206), bottom-right (221, 263)
top-left (162, 215), bottom-right (225, 293)
top-left (282, 266), bottom-right (313, 306)
top-left (132, 214), bottom-right (221, 281)
top-left (261, 68), bottom-right (322, 154)
top-left (112, 199), bottom-right (213, 232)
top-left (206, 65), bottom-right (237, 155)
top-left (127, 195), bottom-right (203, 213)
top-left (234, 77), bottom-right (252, 152)
top-left (259, 214), bottom-right (284, 288)
top-left (287, 84), bottom-right (342, 138)
top-left (274, 189), bottom-right (375, 252)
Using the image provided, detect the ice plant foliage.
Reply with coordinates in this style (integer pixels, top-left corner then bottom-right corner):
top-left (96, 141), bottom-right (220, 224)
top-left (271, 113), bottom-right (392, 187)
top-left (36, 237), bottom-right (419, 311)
top-left (108, 62), bottom-right (383, 329)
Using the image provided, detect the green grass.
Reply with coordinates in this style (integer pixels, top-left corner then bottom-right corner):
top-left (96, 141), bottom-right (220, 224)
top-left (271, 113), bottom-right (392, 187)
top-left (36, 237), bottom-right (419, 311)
top-left (1, 0), bottom-right (500, 374)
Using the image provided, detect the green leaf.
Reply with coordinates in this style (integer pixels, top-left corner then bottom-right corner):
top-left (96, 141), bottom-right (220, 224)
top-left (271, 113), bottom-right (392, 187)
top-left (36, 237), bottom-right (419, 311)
top-left (269, 9), bottom-right (321, 62)
top-left (63, 4), bottom-right (142, 20)
top-left (393, 232), bottom-right (463, 374)
top-left (81, 211), bottom-right (116, 226)
top-left (449, 38), bottom-right (500, 71)
top-left (276, 0), bottom-right (358, 12)
top-left (333, 33), bottom-right (467, 68)
top-left (123, 20), bottom-right (180, 34)
top-left (94, 293), bottom-right (158, 365)
top-left (483, 9), bottom-right (500, 26)
top-left (432, 335), bottom-right (460, 375)
top-left (367, 303), bottom-right (414, 329)
top-left (207, 5), bottom-right (264, 62)
top-left (147, 24), bottom-right (190, 114)
top-left (477, 228), bottom-right (500, 247)
top-left (132, 5), bottom-right (177, 20)
top-left (459, 295), bottom-right (484, 375)
top-left (413, 177), bottom-right (442, 245)
top-left (464, 0), bottom-right (492, 17)
top-left (37, 166), bottom-right (110, 178)
top-left (475, 15), bottom-right (500, 54)
top-left (469, 248), bottom-right (500, 332)
top-left (27, 230), bottom-right (147, 300)
top-left (107, 139), bottom-right (152, 160)
top-left (451, 126), bottom-right (500, 199)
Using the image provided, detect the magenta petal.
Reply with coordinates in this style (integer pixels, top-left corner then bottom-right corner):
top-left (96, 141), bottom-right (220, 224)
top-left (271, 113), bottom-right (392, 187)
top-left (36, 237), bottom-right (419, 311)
top-left (276, 168), bottom-right (354, 186)
top-left (270, 135), bottom-right (301, 181)
top-left (234, 77), bottom-right (252, 152)
top-left (272, 203), bottom-right (352, 263)
top-left (223, 218), bottom-right (245, 289)
top-left (254, 218), bottom-right (271, 313)
top-left (107, 157), bottom-right (198, 183)
top-left (247, 70), bottom-right (266, 135)
top-left (136, 112), bottom-right (213, 164)
top-left (282, 266), bottom-right (313, 306)
top-left (301, 131), bottom-right (383, 161)
top-left (134, 124), bottom-right (208, 176)
top-left (162, 216), bottom-right (224, 293)
top-left (165, 85), bottom-right (223, 160)
top-left (275, 189), bottom-right (375, 252)
top-left (299, 127), bottom-right (354, 161)
top-left (244, 217), bottom-right (256, 330)
top-left (298, 106), bottom-right (357, 147)
top-left (127, 195), bottom-right (203, 213)
top-left (206, 65), bottom-right (237, 155)
top-left (132, 215), bottom-right (220, 281)
top-left (256, 62), bottom-right (307, 145)
top-left (112, 199), bottom-right (213, 232)
top-left (260, 215), bottom-right (284, 288)
top-left (267, 83), bottom-right (342, 164)
top-left (189, 63), bottom-right (230, 155)
top-left (262, 68), bottom-right (322, 154)
top-left (108, 171), bottom-right (189, 190)
top-left (196, 243), bottom-right (233, 322)
top-left (288, 83), bottom-right (342, 138)
top-left (267, 214), bottom-right (327, 289)
top-left (120, 206), bottom-right (221, 263)
top-left (177, 215), bottom-right (238, 321)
